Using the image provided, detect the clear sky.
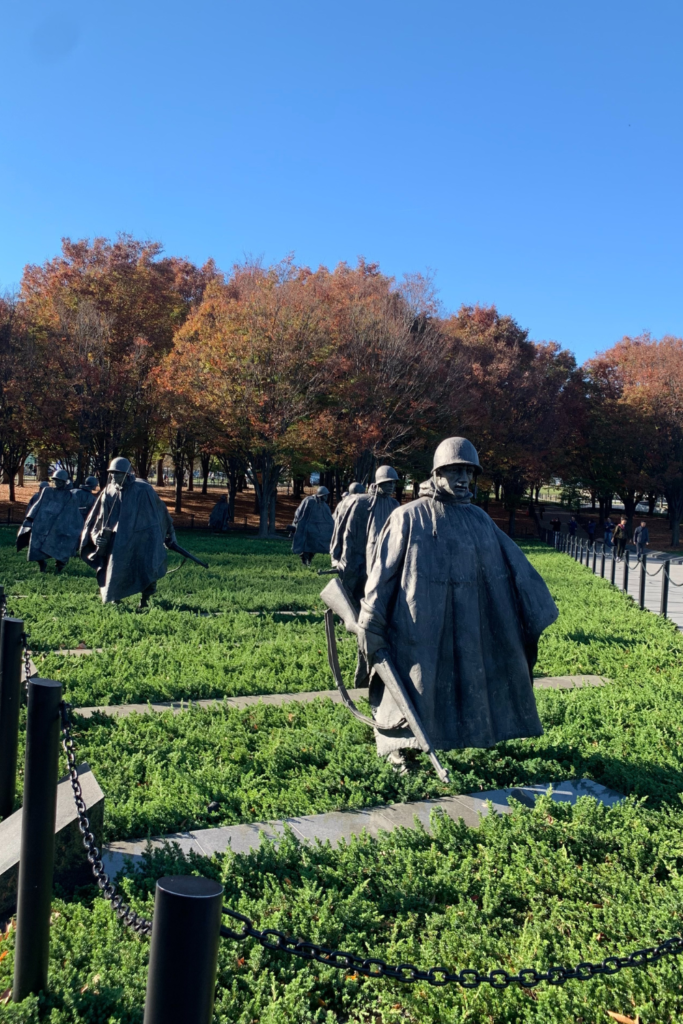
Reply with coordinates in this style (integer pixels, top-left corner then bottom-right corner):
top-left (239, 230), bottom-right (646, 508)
top-left (1, 0), bottom-right (681, 364)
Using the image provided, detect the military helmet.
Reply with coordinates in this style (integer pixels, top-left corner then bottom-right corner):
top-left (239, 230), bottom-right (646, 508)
top-left (84, 476), bottom-right (99, 491)
top-left (108, 457), bottom-right (132, 474)
top-left (432, 437), bottom-right (481, 473)
top-left (375, 466), bottom-right (399, 484)
top-left (316, 486), bottom-right (330, 496)
top-left (348, 482), bottom-right (365, 494)
top-left (51, 468), bottom-right (69, 482)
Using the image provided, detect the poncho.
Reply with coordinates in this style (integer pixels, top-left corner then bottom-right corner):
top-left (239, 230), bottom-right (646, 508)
top-left (291, 495), bottom-right (334, 555)
top-left (80, 478), bottom-right (176, 603)
top-left (72, 488), bottom-right (97, 519)
top-left (19, 487), bottom-right (84, 564)
top-left (209, 497), bottom-right (231, 530)
top-left (359, 487), bottom-right (558, 753)
top-left (330, 492), bottom-right (363, 567)
top-left (336, 489), bottom-right (399, 601)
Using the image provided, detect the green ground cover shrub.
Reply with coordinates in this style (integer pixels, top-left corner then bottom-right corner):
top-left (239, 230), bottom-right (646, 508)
top-left (2, 797), bottom-right (682, 1023)
top-left (3, 533), bottom-right (683, 1020)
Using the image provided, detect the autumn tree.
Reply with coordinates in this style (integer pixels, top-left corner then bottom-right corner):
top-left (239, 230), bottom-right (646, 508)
top-left (20, 235), bottom-right (213, 483)
top-left (158, 259), bottom-right (334, 536)
top-left (586, 335), bottom-right (683, 543)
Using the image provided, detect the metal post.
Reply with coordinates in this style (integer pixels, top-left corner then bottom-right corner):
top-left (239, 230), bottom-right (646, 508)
top-left (639, 554), bottom-right (647, 609)
top-left (13, 678), bottom-right (62, 1001)
top-left (600, 543), bottom-right (606, 578)
top-left (144, 876), bottom-right (224, 1024)
top-left (592, 543), bottom-right (597, 573)
top-left (661, 560), bottom-right (670, 618)
top-left (610, 548), bottom-right (616, 585)
top-left (0, 617), bottom-right (25, 821)
top-left (623, 551), bottom-right (629, 594)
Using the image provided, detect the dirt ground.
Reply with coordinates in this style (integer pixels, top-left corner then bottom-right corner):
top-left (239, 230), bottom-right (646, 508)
top-left (1, 483), bottom-right (678, 548)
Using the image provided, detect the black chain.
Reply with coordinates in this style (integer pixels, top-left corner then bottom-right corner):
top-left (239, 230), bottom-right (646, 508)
top-left (220, 908), bottom-right (683, 988)
top-left (59, 701), bottom-right (153, 935)
top-left (57, 702), bottom-right (683, 988)
top-left (20, 631), bottom-right (32, 688)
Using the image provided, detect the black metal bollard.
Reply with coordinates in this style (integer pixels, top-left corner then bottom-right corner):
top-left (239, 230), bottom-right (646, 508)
top-left (623, 551), bottom-right (630, 594)
top-left (592, 543), bottom-right (597, 573)
top-left (144, 876), bottom-right (224, 1024)
top-left (661, 560), bottom-right (670, 618)
top-left (639, 554), bottom-right (647, 609)
top-left (610, 548), bottom-right (616, 585)
top-left (600, 544), bottom-right (606, 578)
top-left (0, 617), bottom-right (24, 821)
top-left (13, 678), bottom-right (62, 1001)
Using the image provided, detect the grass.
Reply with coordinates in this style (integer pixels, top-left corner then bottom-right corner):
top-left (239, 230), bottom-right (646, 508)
top-left (2, 532), bottom-right (683, 1020)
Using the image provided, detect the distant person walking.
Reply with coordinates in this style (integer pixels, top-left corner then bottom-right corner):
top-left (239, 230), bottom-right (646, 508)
top-left (550, 517), bottom-right (561, 535)
top-left (568, 515), bottom-right (578, 537)
top-left (603, 517), bottom-right (614, 548)
top-left (634, 521), bottom-right (649, 560)
top-left (586, 520), bottom-right (596, 544)
top-left (613, 517), bottom-right (628, 559)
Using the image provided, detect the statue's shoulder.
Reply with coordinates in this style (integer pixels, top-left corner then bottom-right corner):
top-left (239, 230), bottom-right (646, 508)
top-left (392, 496), bottom-right (431, 521)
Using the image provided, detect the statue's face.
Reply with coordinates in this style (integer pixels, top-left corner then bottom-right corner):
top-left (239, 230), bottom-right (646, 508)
top-left (378, 480), bottom-right (396, 496)
top-left (53, 478), bottom-right (66, 490)
top-left (435, 463), bottom-right (474, 499)
top-left (110, 471), bottom-right (127, 488)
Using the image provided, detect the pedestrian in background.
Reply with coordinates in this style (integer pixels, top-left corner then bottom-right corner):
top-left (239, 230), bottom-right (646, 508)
top-left (568, 515), bottom-right (578, 536)
top-left (586, 520), bottom-right (596, 544)
top-left (634, 521), bottom-right (649, 561)
top-left (613, 517), bottom-right (628, 559)
top-left (603, 516), bottom-right (614, 548)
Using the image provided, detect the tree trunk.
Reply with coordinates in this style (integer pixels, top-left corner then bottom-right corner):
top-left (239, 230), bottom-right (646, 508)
top-left (200, 454), bottom-right (211, 495)
top-left (8, 474), bottom-right (15, 502)
top-left (647, 491), bottom-right (657, 516)
top-left (508, 507), bottom-right (516, 538)
top-left (665, 483), bottom-right (683, 548)
top-left (17, 465), bottom-right (24, 488)
top-left (37, 454), bottom-right (50, 482)
top-left (187, 457), bottom-right (194, 492)
top-left (494, 481), bottom-right (501, 502)
top-left (156, 458), bottom-right (164, 487)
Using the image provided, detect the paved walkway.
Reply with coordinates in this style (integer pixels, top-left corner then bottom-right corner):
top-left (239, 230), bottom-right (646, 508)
top-left (101, 778), bottom-right (623, 876)
top-left (77, 676), bottom-right (605, 719)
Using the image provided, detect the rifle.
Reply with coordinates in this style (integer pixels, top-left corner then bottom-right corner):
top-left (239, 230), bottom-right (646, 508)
top-left (165, 538), bottom-right (209, 569)
top-left (320, 578), bottom-right (450, 784)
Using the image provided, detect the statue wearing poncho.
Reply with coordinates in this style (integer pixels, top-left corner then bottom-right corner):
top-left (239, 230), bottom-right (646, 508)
top-left (80, 459), bottom-right (176, 605)
top-left (209, 495), bottom-right (231, 531)
top-left (17, 471), bottom-right (83, 572)
top-left (291, 487), bottom-right (334, 567)
top-left (357, 438), bottom-right (558, 758)
top-left (335, 468), bottom-right (399, 606)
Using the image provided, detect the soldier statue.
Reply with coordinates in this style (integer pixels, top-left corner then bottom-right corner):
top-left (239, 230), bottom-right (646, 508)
top-left (355, 438), bottom-right (558, 770)
top-left (80, 456), bottom-right (176, 610)
top-left (72, 476), bottom-right (99, 519)
top-left (209, 494), bottom-right (231, 531)
top-left (290, 485), bottom-right (334, 567)
top-left (330, 481), bottom-right (365, 571)
top-left (334, 466), bottom-right (399, 606)
top-left (16, 469), bottom-right (83, 573)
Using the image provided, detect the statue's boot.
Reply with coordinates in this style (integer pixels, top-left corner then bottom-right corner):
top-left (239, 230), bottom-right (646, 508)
top-left (38, 560), bottom-right (47, 573)
top-left (55, 561), bottom-right (66, 574)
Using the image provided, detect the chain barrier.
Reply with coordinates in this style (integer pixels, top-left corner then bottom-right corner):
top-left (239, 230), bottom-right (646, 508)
top-left (58, 686), bottom-right (683, 988)
top-left (220, 908), bottom-right (683, 988)
top-left (665, 566), bottom-right (683, 588)
top-left (59, 701), bottom-right (153, 935)
top-left (20, 631), bottom-right (32, 688)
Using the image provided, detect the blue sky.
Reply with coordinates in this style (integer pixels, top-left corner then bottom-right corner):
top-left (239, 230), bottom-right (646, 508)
top-left (1, 0), bottom-right (681, 364)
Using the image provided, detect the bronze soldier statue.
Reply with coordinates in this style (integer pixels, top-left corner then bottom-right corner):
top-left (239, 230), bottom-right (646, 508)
top-left (16, 469), bottom-right (83, 574)
top-left (290, 486), bottom-right (334, 567)
top-left (80, 457), bottom-right (176, 610)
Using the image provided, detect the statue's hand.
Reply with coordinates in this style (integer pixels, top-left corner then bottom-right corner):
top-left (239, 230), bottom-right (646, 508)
top-left (357, 627), bottom-right (387, 660)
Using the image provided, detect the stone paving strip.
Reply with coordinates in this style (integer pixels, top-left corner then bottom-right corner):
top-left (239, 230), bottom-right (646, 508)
top-left (101, 778), bottom-right (623, 877)
top-left (76, 675), bottom-right (605, 720)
